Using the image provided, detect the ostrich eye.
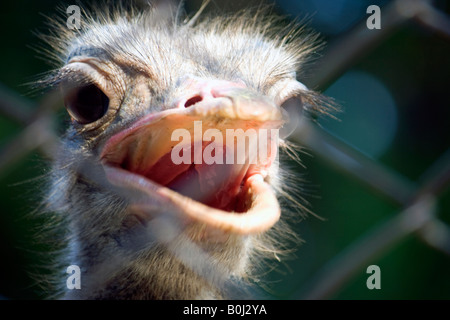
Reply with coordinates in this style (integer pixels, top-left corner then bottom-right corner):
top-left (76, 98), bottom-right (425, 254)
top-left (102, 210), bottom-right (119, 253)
top-left (280, 96), bottom-right (303, 114)
top-left (280, 96), bottom-right (303, 139)
top-left (63, 84), bottom-right (109, 124)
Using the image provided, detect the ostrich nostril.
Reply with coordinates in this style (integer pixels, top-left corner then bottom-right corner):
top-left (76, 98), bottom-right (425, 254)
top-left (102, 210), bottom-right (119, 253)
top-left (184, 95), bottom-right (203, 108)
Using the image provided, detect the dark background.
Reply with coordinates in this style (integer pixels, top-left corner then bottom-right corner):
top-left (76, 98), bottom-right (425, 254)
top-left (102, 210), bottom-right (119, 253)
top-left (0, 0), bottom-right (449, 299)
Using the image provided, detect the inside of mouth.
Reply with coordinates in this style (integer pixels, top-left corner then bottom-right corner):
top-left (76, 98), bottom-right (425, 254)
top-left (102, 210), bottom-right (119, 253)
top-left (101, 115), bottom-right (278, 214)
top-left (119, 142), bottom-right (255, 213)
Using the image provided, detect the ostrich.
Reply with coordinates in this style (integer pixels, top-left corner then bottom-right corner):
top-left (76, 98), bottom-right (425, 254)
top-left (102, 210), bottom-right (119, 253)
top-left (39, 2), bottom-right (330, 299)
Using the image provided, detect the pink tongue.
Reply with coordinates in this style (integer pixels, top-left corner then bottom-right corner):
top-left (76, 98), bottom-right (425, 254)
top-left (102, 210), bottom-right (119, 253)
top-left (139, 144), bottom-right (248, 211)
top-left (167, 163), bottom-right (236, 210)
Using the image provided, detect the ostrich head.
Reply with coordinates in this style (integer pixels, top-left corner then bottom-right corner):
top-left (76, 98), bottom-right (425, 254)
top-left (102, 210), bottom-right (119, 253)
top-left (40, 3), bottom-right (328, 299)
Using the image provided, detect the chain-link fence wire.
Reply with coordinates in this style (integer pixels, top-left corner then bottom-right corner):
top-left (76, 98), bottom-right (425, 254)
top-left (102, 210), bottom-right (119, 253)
top-left (291, 0), bottom-right (450, 299)
top-left (0, 0), bottom-right (449, 299)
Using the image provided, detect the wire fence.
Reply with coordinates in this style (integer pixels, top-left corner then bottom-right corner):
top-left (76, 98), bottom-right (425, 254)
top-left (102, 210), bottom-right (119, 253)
top-left (291, 0), bottom-right (450, 299)
top-left (0, 0), bottom-right (449, 299)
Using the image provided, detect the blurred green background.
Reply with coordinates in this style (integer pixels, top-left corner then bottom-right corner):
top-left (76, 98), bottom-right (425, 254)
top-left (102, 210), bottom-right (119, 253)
top-left (0, 0), bottom-right (449, 299)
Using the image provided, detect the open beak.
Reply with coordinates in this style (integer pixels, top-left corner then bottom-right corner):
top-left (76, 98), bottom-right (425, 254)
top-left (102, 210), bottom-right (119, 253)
top-left (100, 86), bottom-right (284, 236)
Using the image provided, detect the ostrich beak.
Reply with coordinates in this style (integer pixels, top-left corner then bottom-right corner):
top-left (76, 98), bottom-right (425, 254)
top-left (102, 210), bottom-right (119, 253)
top-left (100, 86), bottom-right (284, 236)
